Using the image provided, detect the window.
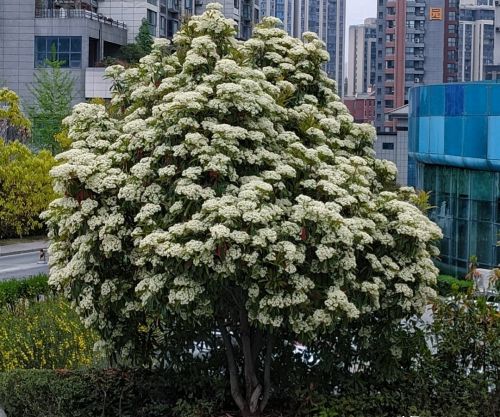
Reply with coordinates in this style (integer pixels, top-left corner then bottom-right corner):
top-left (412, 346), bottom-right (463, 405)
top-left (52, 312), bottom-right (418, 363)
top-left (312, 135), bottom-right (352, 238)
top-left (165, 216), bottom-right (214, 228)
top-left (35, 36), bottom-right (81, 68)
top-left (147, 9), bottom-right (157, 35)
top-left (160, 16), bottom-right (166, 37)
top-left (448, 37), bottom-right (457, 47)
top-left (234, 0), bottom-right (239, 8)
top-left (147, 0), bottom-right (158, 5)
top-left (382, 142), bottom-right (394, 150)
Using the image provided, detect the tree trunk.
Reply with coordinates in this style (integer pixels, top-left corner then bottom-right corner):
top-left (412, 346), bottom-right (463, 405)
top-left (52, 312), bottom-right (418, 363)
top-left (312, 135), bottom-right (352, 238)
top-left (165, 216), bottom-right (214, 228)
top-left (218, 292), bottom-right (275, 417)
top-left (241, 407), bottom-right (262, 417)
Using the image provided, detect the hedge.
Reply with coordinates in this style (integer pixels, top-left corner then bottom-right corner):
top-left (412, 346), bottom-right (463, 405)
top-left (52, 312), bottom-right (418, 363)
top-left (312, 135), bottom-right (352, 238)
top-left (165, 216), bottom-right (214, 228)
top-left (0, 274), bottom-right (50, 311)
top-left (437, 274), bottom-right (473, 296)
top-left (0, 369), bottom-right (174, 417)
top-left (0, 368), bottom-right (228, 417)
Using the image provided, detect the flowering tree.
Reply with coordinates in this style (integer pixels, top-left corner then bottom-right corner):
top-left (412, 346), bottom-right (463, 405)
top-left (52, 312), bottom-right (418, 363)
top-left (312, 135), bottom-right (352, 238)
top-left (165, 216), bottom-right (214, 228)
top-left (44, 5), bottom-right (442, 416)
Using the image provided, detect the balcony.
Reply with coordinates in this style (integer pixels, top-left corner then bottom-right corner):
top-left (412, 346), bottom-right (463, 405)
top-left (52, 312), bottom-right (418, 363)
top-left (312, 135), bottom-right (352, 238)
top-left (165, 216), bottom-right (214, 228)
top-left (35, 9), bottom-right (127, 29)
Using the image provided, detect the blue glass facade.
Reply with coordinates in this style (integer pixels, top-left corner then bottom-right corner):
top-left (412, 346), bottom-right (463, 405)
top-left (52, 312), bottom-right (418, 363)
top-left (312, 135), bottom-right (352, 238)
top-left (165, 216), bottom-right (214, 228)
top-left (409, 83), bottom-right (500, 273)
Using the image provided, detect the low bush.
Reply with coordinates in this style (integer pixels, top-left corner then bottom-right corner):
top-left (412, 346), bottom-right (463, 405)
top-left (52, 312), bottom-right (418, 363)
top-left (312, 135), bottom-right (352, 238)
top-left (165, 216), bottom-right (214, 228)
top-left (0, 297), bottom-right (98, 371)
top-left (0, 274), bottom-right (50, 311)
top-left (0, 368), bottom-right (227, 417)
top-left (437, 274), bottom-right (473, 296)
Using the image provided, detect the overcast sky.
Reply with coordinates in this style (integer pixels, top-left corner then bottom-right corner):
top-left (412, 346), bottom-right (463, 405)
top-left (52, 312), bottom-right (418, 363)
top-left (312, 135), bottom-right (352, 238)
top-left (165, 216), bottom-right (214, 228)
top-left (346, 0), bottom-right (377, 27)
top-left (345, 0), bottom-right (377, 64)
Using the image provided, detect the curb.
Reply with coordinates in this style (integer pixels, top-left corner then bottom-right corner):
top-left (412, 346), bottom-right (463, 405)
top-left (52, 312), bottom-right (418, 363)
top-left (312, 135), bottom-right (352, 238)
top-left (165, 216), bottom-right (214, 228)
top-left (0, 247), bottom-right (48, 257)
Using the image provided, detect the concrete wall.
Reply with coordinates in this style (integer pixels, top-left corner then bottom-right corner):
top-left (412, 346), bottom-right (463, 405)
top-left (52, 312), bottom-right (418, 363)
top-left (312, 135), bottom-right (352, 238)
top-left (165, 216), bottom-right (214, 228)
top-left (97, 0), bottom-right (157, 43)
top-left (424, 0), bottom-right (446, 85)
top-left (85, 68), bottom-right (113, 99)
top-left (375, 131), bottom-right (409, 186)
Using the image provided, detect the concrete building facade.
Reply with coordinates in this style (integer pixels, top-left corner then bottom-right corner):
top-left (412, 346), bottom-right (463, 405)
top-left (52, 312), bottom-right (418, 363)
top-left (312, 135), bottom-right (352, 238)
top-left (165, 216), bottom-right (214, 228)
top-left (347, 17), bottom-right (376, 97)
top-left (376, 105), bottom-right (409, 186)
top-left (0, 0), bottom-right (127, 106)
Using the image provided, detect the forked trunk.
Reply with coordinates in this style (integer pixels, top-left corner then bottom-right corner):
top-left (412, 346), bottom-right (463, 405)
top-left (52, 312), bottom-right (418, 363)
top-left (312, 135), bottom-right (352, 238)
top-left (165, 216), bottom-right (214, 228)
top-left (218, 313), bottom-right (275, 417)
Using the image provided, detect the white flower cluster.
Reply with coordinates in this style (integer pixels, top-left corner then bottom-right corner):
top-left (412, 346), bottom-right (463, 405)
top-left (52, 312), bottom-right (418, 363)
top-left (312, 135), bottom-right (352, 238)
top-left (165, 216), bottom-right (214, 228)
top-left (44, 4), bottom-right (442, 356)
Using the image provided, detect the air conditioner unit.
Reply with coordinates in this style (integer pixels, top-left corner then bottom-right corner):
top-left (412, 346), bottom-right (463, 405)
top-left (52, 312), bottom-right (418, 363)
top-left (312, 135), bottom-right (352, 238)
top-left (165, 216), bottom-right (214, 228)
top-left (496, 27), bottom-right (500, 32)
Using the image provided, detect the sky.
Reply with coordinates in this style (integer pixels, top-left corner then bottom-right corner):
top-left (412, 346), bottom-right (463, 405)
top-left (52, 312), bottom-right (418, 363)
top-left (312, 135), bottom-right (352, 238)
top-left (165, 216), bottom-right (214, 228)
top-left (345, 0), bottom-right (377, 64)
top-left (346, 0), bottom-right (377, 27)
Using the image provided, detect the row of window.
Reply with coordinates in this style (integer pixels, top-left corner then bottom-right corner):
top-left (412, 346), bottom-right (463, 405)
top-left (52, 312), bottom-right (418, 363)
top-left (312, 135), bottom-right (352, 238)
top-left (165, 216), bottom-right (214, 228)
top-left (35, 36), bottom-right (82, 68)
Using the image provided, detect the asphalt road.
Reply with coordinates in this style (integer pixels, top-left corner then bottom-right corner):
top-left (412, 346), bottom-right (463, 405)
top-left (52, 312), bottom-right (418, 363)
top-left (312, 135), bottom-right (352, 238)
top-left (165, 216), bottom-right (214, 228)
top-left (0, 251), bottom-right (49, 280)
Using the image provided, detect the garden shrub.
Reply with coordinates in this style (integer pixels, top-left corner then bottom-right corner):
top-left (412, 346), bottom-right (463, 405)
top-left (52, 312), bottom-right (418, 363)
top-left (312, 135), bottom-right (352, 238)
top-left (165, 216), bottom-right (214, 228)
top-left (0, 298), bottom-right (98, 371)
top-left (437, 274), bottom-right (472, 296)
top-left (0, 274), bottom-right (50, 311)
top-left (0, 368), bottom-right (225, 417)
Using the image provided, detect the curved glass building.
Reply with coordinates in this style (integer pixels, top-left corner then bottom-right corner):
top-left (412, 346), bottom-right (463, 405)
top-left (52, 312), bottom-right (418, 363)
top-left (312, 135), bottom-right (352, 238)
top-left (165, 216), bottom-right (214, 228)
top-left (409, 83), bottom-right (500, 274)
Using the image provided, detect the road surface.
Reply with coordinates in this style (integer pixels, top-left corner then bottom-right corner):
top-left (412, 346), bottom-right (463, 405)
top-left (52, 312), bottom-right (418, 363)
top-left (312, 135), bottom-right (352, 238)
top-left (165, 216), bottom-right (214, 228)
top-left (0, 251), bottom-right (49, 280)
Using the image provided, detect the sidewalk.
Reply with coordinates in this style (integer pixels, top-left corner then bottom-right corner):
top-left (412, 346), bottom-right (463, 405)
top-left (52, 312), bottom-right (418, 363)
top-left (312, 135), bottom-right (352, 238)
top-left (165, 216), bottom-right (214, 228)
top-left (0, 238), bottom-right (48, 257)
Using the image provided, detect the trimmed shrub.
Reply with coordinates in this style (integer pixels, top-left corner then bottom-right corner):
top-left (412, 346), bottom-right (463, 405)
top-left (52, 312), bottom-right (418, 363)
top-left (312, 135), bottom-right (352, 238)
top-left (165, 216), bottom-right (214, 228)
top-left (437, 274), bottom-right (473, 296)
top-left (0, 274), bottom-right (50, 311)
top-left (0, 368), bottom-right (225, 417)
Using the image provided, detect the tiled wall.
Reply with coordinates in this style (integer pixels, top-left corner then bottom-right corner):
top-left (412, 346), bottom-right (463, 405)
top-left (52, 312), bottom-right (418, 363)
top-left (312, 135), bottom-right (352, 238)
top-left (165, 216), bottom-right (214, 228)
top-left (409, 83), bottom-right (500, 171)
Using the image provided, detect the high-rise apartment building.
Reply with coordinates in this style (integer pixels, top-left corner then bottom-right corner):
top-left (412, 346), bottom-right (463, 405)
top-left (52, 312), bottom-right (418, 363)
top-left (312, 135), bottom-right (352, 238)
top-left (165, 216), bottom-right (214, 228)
top-left (375, 0), bottom-right (496, 132)
top-left (260, 0), bottom-right (346, 92)
top-left (375, 0), bottom-right (412, 132)
top-left (347, 18), bottom-right (376, 96)
top-left (458, 0), bottom-right (494, 82)
top-left (259, 0), bottom-right (294, 34)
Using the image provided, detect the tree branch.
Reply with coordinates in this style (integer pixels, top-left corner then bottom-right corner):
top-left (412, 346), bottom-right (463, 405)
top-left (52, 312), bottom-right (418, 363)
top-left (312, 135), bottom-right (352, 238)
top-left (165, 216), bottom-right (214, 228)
top-left (218, 320), bottom-right (246, 412)
top-left (260, 333), bottom-right (275, 412)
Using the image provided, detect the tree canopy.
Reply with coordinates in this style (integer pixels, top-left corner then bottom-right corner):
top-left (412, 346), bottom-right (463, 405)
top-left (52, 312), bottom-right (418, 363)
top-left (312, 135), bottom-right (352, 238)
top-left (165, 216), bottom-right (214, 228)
top-left (28, 59), bottom-right (75, 154)
top-left (44, 5), bottom-right (442, 416)
top-left (0, 89), bottom-right (56, 238)
top-left (0, 87), bottom-right (30, 143)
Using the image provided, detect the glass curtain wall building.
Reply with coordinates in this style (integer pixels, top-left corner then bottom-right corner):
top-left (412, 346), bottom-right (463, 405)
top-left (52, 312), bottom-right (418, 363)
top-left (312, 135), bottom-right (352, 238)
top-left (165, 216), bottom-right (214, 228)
top-left (409, 82), bottom-right (500, 274)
